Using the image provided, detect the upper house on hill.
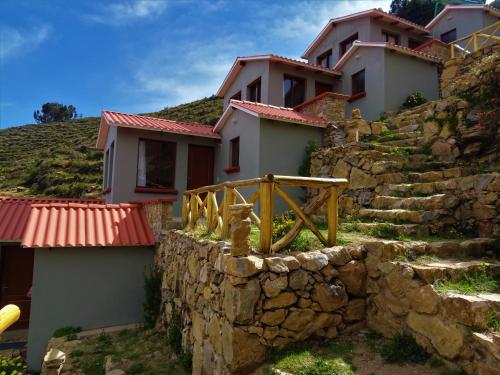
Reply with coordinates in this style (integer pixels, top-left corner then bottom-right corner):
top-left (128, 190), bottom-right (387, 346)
top-left (96, 5), bottom-right (499, 213)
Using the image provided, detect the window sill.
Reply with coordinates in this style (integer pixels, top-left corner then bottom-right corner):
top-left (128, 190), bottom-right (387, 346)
top-left (102, 188), bottom-right (112, 195)
top-left (224, 166), bottom-right (240, 174)
top-left (134, 187), bottom-right (178, 194)
top-left (348, 92), bottom-right (366, 102)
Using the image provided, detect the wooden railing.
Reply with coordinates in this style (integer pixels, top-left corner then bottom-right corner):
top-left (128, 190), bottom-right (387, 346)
top-left (182, 175), bottom-right (348, 253)
top-left (450, 21), bottom-right (500, 58)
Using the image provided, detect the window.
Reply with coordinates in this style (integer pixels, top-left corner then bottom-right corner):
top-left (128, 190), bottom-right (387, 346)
top-left (104, 149), bottom-right (109, 189)
top-left (136, 139), bottom-right (176, 189)
top-left (351, 69), bottom-right (365, 95)
top-left (317, 49), bottom-right (332, 68)
top-left (107, 142), bottom-right (114, 189)
top-left (230, 91), bottom-right (241, 101)
top-left (408, 38), bottom-right (422, 49)
top-left (315, 81), bottom-right (333, 96)
top-left (382, 30), bottom-right (399, 45)
top-left (340, 33), bottom-right (358, 57)
top-left (440, 29), bottom-right (457, 44)
top-left (284, 75), bottom-right (306, 107)
top-left (247, 78), bottom-right (261, 102)
top-left (230, 137), bottom-right (240, 168)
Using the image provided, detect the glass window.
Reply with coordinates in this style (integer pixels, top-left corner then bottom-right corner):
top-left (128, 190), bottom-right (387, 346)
top-left (382, 30), bottom-right (400, 45)
top-left (284, 75), bottom-right (306, 107)
top-left (247, 78), bottom-right (261, 102)
top-left (315, 81), bottom-right (333, 96)
top-left (230, 91), bottom-right (241, 101)
top-left (340, 33), bottom-right (359, 57)
top-left (440, 29), bottom-right (457, 44)
top-left (136, 139), bottom-right (176, 189)
top-left (351, 69), bottom-right (365, 95)
top-left (107, 142), bottom-right (114, 189)
top-left (230, 137), bottom-right (239, 167)
top-left (104, 149), bottom-right (109, 188)
top-left (408, 38), bottom-right (422, 49)
top-left (317, 49), bottom-right (332, 68)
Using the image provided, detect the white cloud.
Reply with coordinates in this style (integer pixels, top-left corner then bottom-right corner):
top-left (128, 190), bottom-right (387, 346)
top-left (0, 24), bottom-right (51, 60)
top-left (87, 0), bottom-right (168, 25)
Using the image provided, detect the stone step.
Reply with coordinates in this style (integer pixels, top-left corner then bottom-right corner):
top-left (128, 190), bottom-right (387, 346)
top-left (378, 137), bottom-right (424, 147)
top-left (371, 144), bottom-right (421, 155)
top-left (440, 292), bottom-right (500, 330)
top-left (377, 131), bottom-right (422, 143)
top-left (425, 238), bottom-right (498, 258)
top-left (372, 194), bottom-right (460, 210)
top-left (354, 222), bottom-right (430, 237)
top-left (384, 173), bottom-right (499, 197)
top-left (411, 259), bottom-right (500, 284)
top-left (359, 208), bottom-right (435, 224)
top-left (407, 167), bottom-right (472, 182)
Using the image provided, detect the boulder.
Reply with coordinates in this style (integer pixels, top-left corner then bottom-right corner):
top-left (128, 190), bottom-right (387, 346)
top-left (262, 275), bottom-right (288, 298)
top-left (261, 309), bottom-right (287, 326)
top-left (282, 256), bottom-right (300, 270)
top-left (338, 260), bottom-right (367, 296)
top-left (441, 293), bottom-right (493, 329)
top-left (371, 121), bottom-right (388, 136)
top-left (407, 284), bottom-right (439, 314)
top-left (222, 323), bottom-right (267, 373)
top-left (223, 278), bottom-right (261, 323)
top-left (295, 250), bottom-right (329, 271)
top-left (281, 309), bottom-right (316, 331)
top-left (344, 298), bottom-right (366, 321)
top-left (223, 255), bottom-right (265, 278)
top-left (332, 160), bottom-right (351, 179)
top-left (349, 167), bottom-right (377, 189)
top-left (264, 257), bottom-right (289, 273)
top-left (321, 246), bottom-right (352, 266)
top-left (289, 269), bottom-right (309, 291)
top-left (263, 292), bottom-right (297, 310)
top-left (312, 282), bottom-right (348, 312)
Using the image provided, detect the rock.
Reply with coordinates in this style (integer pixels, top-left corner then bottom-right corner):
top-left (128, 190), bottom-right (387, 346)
top-left (349, 167), bottom-right (377, 189)
top-left (208, 315), bottom-right (223, 354)
top-left (473, 332), bottom-right (500, 361)
top-left (264, 257), bottom-right (289, 273)
top-left (192, 311), bottom-right (205, 343)
top-left (106, 370), bottom-right (125, 375)
top-left (188, 254), bottom-right (201, 279)
top-left (222, 323), bottom-right (267, 373)
top-left (406, 312), bottom-right (463, 359)
top-left (223, 255), bottom-right (265, 277)
top-left (312, 282), bottom-right (348, 312)
top-left (223, 278), bottom-right (261, 323)
top-left (296, 250), bottom-right (329, 271)
top-left (289, 269), bottom-right (309, 290)
top-left (407, 285), bottom-right (439, 314)
top-left (261, 309), bottom-right (287, 326)
top-left (344, 298), bottom-right (366, 321)
top-left (441, 293), bottom-right (493, 329)
top-left (371, 121), bottom-right (387, 136)
top-left (262, 275), bottom-right (288, 298)
top-left (385, 264), bottom-right (416, 298)
top-left (320, 264), bottom-right (339, 282)
top-left (321, 247), bottom-right (352, 266)
top-left (423, 121), bottom-right (440, 143)
top-left (431, 140), bottom-right (457, 163)
top-left (282, 256), bottom-right (300, 270)
top-left (281, 309), bottom-right (316, 331)
top-left (229, 204), bottom-right (253, 256)
top-left (338, 261), bottom-right (367, 296)
top-left (263, 292), bottom-right (297, 310)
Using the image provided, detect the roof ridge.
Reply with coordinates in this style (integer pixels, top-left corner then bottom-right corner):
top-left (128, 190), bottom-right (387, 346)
top-left (233, 99), bottom-right (294, 111)
top-left (102, 109), bottom-right (213, 128)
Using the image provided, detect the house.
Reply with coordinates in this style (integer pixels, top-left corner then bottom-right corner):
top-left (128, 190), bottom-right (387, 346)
top-left (426, 4), bottom-right (500, 44)
top-left (0, 197), bottom-right (159, 371)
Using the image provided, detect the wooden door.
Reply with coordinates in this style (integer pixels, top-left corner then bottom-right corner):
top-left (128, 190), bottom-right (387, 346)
top-left (0, 245), bottom-right (34, 330)
top-left (187, 145), bottom-right (215, 190)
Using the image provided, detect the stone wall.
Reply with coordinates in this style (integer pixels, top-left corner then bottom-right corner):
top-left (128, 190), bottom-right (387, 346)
top-left (155, 230), bottom-right (369, 374)
top-left (364, 240), bottom-right (500, 375)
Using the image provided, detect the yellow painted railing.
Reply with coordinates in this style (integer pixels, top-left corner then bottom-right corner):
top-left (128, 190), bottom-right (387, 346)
top-left (0, 304), bottom-right (20, 334)
top-left (182, 174), bottom-right (348, 253)
top-left (450, 21), bottom-right (500, 58)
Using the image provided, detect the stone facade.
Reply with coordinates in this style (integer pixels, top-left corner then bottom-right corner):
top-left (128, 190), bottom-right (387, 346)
top-left (294, 92), bottom-right (348, 124)
top-left (155, 230), bottom-right (369, 374)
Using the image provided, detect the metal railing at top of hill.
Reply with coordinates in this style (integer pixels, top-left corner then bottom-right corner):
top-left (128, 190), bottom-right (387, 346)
top-left (450, 21), bottom-right (500, 59)
top-left (182, 174), bottom-right (348, 253)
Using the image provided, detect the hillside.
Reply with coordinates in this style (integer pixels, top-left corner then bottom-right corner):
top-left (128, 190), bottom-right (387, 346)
top-left (0, 96), bottom-right (223, 198)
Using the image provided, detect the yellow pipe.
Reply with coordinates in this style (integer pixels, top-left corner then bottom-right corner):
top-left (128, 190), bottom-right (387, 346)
top-left (0, 304), bottom-right (21, 334)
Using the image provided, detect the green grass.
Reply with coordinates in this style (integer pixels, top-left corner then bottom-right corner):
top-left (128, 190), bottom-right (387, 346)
top-left (378, 334), bottom-right (430, 364)
top-left (267, 340), bottom-right (355, 375)
top-left (0, 97), bottom-right (222, 198)
top-left (487, 312), bottom-right (500, 331)
top-left (53, 326), bottom-right (82, 338)
top-left (434, 267), bottom-right (500, 295)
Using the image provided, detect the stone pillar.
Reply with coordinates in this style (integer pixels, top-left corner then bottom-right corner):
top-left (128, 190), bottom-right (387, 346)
top-left (346, 108), bottom-right (371, 142)
top-left (229, 204), bottom-right (253, 256)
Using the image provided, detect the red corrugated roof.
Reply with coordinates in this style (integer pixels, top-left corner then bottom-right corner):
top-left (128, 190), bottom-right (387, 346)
top-left (0, 197), bottom-right (103, 242)
top-left (96, 110), bottom-right (220, 149)
top-left (21, 202), bottom-right (155, 248)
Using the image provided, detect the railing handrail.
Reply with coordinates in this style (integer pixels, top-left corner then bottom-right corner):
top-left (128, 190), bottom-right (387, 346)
top-left (450, 21), bottom-right (500, 58)
top-left (184, 174), bottom-right (348, 195)
top-left (451, 20), bottom-right (500, 44)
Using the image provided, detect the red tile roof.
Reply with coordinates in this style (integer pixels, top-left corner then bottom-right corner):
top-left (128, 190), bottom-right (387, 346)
top-left (216, 54), bottom-right (341, 97)
top-left (413, 38), bottom-right (448, 51)
top-left (214, 100), bottom-right (328, 132)
top-left (302, 8), bottom-right (429, 58)
top-left (21, 203), bottom-right (155, 248)
top-left (0, 197), bottom-right (103, 242)
top-left (96, 110), bottom-right (220, 149)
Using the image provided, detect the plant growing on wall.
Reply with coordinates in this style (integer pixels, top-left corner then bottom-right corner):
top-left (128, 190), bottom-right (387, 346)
top-left (143, 266), bottom-right (163, 328)
top-left (402, 92), bottom-right (427, 109)
top-left (167, 304), bottom-right (192, 372)
top-left (298, 141), bottom-right (319, 177)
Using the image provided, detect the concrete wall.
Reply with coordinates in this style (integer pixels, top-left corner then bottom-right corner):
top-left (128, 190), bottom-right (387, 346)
top-left (306, 17), bottom-right (426, 66)
top-left (107, 127), bottom-right (218, 216)
top-left (384, 50), bottom-right (439, 113)
top-left (429, 8), bottom-right (498, 41)
top-left (27, 246), bottom-right (154, 371)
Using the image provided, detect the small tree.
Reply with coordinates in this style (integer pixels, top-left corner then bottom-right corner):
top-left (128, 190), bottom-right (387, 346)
top-left (389, 0), bottom-right (436, 26)
top-left (33, 102), bottom-right (78, 124)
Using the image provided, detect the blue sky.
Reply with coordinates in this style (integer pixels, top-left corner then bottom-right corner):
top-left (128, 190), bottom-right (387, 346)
top-left (0, 0), bottom-right (395, 128)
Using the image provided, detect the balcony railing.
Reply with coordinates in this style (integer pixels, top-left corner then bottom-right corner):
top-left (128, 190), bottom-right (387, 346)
top-left (450, 21), bottom-right (500, 59)
top-left (182, 174), bottom-right (348, 253)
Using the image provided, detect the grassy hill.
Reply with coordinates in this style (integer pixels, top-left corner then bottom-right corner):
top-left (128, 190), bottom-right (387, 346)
top-left (0, 96), bottom-right (223, 198)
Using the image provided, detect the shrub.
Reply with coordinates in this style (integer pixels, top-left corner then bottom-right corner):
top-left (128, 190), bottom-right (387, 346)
top-left (379, 334), bottom-right (429, 363)
top-left (143, 265), bottom-right (163, 328)
top-left (53, 326), bottom-right (81, 338)
top-left (272, 212), bottom-right (296, 242)
top-left (298, 141), bottom-right (319, 177)
top-left (402, 92), bottom-right (427, 109)
top-left (179, 350), bottom-right (193, 372)
top-left (0, 355), bottom-right (28, 375)
top-left (167, 305), bottom-right (183, 354)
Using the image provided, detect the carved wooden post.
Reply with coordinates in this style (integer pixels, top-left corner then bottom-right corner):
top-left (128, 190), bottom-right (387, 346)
top-left (259, 178), bottom-right (274, 253)
top-left (229, 203), bottom-right (253, 256)
top-left (206, 191), bottom-right (216, 232)
top-left (327, 186), bottom-right (338, 246)
top-left (181, 194), bottom-right (189, 227)
top-left (189, 193), bottom-right (198, 229)
top-left (221, 187), bottom-right (235, 238)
